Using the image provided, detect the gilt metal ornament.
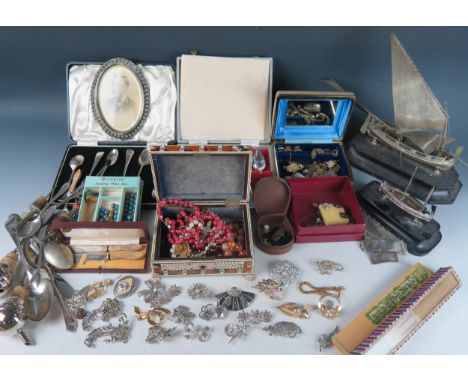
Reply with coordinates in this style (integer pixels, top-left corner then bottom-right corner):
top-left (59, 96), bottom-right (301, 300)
top-left (133, 306), bottom-right (171, 326)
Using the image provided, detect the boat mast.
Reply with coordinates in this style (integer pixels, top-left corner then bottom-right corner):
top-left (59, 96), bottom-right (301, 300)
top-left (404, 167), bottom-right (418, 196)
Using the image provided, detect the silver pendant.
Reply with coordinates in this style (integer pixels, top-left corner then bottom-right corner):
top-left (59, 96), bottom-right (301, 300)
top-left (263, 321), bottom-right (302, 338)
top-left (84, 314), bottom-right (130, 348)
top-left (187, 283), bottom-right (209, 299)
top-left (113, 275), bottom-right (137, 299)
top-left (215, 287), bottom-right (255, 311)
top-left (146, 325), bottom-right (177, 344)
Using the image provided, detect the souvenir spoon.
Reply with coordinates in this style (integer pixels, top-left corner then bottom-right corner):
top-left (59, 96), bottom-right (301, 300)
top-left (137, 148), bottom-right (151, 176)
top-left (96, 149), bottom-right (119, 176)
top-left (89, 151), bottom-right (104, 176)
top-left (252, 149), bottom-right (266, 171)
top-left (123, 149), bottom-right (135, 176)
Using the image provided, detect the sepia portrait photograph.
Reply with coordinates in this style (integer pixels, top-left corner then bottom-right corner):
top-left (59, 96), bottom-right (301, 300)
top-left (96, 63), bottom-right (145, 134)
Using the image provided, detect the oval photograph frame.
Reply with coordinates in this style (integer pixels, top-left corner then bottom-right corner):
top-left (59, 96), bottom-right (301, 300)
top-left (90, 58), bottom-right (150, 140)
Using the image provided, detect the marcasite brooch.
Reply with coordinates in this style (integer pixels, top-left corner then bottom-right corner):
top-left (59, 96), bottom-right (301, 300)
top-left (146, 325), bottom-right (177, 344)
top-left (263, 321), bottom-right (302, 338)
top-left (137, 278), bottom-right (182, 308)
top-left (84, 314), bottom-right (130, 348)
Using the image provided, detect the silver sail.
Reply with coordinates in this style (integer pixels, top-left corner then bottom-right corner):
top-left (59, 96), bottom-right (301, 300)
top-left (391, 33), bottom-right (448, 154)
top-left (405, 131), bottom-right (454, 154)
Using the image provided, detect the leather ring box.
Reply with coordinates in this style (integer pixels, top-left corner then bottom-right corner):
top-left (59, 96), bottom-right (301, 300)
top-left (253, 177), bottom-right (294, 255)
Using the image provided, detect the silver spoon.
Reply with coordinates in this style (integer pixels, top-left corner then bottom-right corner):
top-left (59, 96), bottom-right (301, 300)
top-left (24, 275), bottom-right (53, 322)
top-left (123, 149), bottom-right (135, 176)
top-left (29, 226), bottom-right (48, 291)
top-left (16, 161), bottom-right (78, 238)
top-left (24, 238), bottom-right (77, 332)
top-left (89, 151), bottom-right (104, 176)
top-left (96, 149), bottom-right (119, 176)
top-left (252, 149), bottom-right (266, 171)
top-left (67, 155), bottom-right (85, 184)
top-left (137, 148), bottom-right (151, 176)
top-left (43, 242), bottom-right (74, 270)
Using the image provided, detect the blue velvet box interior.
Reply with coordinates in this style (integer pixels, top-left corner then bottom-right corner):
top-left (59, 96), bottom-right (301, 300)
top-left (273, 95), bottom-right (354, 179)
top-left (275, 98), bottom-right (352, 142)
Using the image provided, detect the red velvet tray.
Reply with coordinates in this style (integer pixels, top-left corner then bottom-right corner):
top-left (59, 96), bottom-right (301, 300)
top-left (288, 176), bottom-right (365, 243)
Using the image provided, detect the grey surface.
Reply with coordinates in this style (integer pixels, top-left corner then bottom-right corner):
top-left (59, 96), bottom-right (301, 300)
top-left (0, 27), bottom-right (467, 354)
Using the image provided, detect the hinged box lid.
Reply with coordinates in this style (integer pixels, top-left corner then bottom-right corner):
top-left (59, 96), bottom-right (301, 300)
top-left (176, 55), bottom-right (273, 145)
top-left (272, 91), bottom-right (355, 143)
top-left (150, 150), bottom-right (252, 203)
top-left (66, 59), bottom-right (177, 145)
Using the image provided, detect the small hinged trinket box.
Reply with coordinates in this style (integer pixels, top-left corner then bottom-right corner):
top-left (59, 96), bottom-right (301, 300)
top-left (150, 145), bottom-right (254, 276)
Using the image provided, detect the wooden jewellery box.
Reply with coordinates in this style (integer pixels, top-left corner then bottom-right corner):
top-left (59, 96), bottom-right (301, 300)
top-left (176, 54), bottom-right (274, 188)
top-left (271, 91), bottom-right (355, 181)
top-left (150, 146), bottom-right (255, 276)
top-left (48, 58), bottom-right (178, 272)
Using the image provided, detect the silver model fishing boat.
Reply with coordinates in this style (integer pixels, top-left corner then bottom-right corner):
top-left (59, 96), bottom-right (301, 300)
top-left (360, 33), bottom-right (463, 172)
top-left (379, 168), bottom-right (434, 222)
